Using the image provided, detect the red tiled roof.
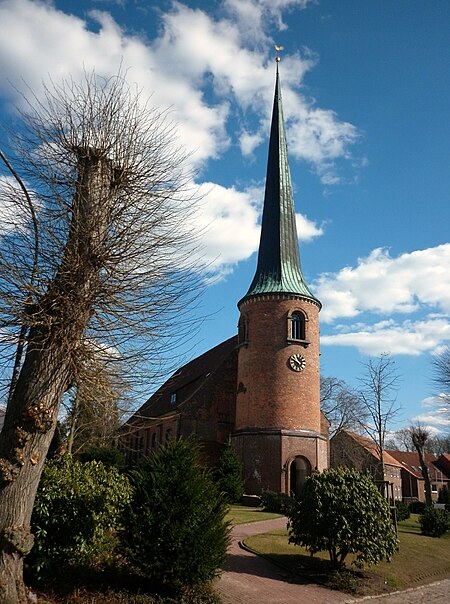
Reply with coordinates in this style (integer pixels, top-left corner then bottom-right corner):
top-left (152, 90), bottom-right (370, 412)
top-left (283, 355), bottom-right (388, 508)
top-left (125, 336), bottom-right (238, 426)
top-left (343, 431), bottom-right (402, 467)
top-left (386, 450), bottom-right (450, 481)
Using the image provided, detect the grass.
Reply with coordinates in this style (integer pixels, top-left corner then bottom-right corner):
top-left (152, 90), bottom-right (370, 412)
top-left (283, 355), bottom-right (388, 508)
top-left (244, 514), bottom-right (450, 596)
top-left (225, 504), bottom-right (283, 525)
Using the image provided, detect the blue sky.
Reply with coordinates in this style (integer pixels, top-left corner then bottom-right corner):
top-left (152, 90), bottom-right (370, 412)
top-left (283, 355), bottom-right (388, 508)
top-left (0, 0), bottom-right (449, 432)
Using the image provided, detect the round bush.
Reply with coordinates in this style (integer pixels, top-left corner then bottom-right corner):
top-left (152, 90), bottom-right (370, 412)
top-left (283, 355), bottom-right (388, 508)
top-left (395, 500), bottom-right (410, 522)
top-left (419, 507), bottom-right (450, 538)
top-left (121, 437), bottom-right (230, 591)
top-left (288, 468), bottom-right (398, 569)
top-left (29, 455), bottom-right (133, 578)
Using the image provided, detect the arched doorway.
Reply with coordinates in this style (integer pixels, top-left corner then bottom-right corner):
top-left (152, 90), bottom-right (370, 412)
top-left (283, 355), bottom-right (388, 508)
top-left (289, 456), bottom-right (311, 497)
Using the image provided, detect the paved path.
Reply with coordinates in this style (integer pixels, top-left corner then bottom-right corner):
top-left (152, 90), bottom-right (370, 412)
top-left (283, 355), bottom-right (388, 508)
top-left (216, 517), bottom-right (347, 604)
top-left (216, 518), bottom-right (450, 604)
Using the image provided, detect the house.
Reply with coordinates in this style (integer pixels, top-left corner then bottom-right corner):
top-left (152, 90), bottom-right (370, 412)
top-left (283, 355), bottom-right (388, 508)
top-left (120, 61), bottom-right (329, 496)
top-left (386, 450), bottom-right (450, 504)
top-left (330, 430), bottom-right (403, 500)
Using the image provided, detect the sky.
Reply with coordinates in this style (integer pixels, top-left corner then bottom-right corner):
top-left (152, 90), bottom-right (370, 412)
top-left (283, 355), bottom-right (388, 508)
top-left (0, 0), bottom-right (449, 434)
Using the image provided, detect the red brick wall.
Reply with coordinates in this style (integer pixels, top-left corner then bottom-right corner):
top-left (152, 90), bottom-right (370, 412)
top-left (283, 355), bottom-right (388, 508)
top-left (236, 294), bottom-right (321, 432)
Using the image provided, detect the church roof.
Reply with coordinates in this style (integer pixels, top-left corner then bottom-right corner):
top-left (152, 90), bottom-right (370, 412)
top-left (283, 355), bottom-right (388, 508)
top-left (240, 64), bottom-right (320, 306)
top-left (125, 336), bottom-right (238, 426)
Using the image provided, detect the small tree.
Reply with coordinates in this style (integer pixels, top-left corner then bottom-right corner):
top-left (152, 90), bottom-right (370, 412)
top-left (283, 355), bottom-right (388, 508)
top-left (288, 467), bottom-right (398, 569)
top-left (121, 437), bottom-right (230, 592)
top-left (356, 354), bottom-right (401, 479)
top-left (214, 441), bottom-right (245, 503)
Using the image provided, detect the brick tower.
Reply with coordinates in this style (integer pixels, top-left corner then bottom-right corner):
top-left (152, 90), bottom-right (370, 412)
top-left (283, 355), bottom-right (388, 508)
top-left (232, 62), bottom-right (328, 496)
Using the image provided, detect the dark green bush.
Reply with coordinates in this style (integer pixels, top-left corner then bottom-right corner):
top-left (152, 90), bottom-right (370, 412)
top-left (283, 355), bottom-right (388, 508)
top-left (214, 441), bottom-right (245, 503)
top-left (121, 437), bottom-right (230, 592)
top-left (419, 507), bottom-right (450, 537)
top-left (29, 456), bottom-right (132, 579)
top-left (395, 500), bottom-right (410, 522)
top-left (438, 485), bottom-right (450, 504)
top-left (78, 446), bottom-right (126, 469)
top-left (409, 500), bottom-right (426, 514)
top-left (288, 468), bottom-right (398, 569)
top-left (260, 491), bottom-right (295, 516)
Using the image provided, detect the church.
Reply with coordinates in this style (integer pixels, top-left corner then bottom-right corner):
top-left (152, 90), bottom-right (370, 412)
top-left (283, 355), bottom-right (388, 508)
top-left (122, 61), bottom-right (329, 496)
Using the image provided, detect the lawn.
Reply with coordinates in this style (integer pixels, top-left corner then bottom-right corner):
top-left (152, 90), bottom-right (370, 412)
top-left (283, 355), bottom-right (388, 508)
top-left (225, 504), bottom-right (283, 525)
top-left (244, 514), bottom-right (450, 596)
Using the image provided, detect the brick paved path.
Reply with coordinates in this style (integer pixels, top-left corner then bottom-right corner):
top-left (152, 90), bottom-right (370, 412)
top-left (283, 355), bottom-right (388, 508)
top-left (216, 517), bottom-right (450, 604)
top-left (216, 517), bottom-right (347, 603)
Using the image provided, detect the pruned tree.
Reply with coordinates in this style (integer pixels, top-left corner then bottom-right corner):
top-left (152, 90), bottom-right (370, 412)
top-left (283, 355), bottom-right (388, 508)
top-left (0, 72), bottom-right (204, 603)
top-left (320, 376), bottom-right (366, 438)
top-left (356, 354), bottom-right (401, 480)
top-left (410, 423), bottom-right (433, 507)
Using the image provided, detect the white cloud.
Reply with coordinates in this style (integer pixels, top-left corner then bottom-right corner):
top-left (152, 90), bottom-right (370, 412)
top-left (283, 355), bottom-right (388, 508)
top-left (0, 0), bottom-right (359, 180)
top-left (317, 245), bottom-right (450, 323)
top-left (321, 317), bottom-right (450, 356)
top-left (295, 213), bottom-right (324, 242)
top-left (0, 0), bottom-right (356, 276)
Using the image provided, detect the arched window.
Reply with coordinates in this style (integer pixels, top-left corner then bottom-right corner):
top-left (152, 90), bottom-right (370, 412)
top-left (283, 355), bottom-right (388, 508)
top-left (290, 312), bottom-right (305, 341)
top-left (238, 314), bottom-right (249, 345)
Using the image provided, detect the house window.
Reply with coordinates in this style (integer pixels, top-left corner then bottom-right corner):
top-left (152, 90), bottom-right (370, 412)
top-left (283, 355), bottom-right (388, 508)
top-left (170, 392), bottom-right (177, 404)
top-left (290, 312), bottom-right (305, 341)
top-left (151, 433), bottom-right (157, 448)
top-left (166, 428), bottom-right (172, 441)
top-left (432, 484), bottom-right (438, 493)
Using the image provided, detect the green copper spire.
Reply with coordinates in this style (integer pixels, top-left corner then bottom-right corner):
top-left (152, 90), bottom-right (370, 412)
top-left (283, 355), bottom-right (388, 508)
top-left (240, 64), bottom-right (320, 306)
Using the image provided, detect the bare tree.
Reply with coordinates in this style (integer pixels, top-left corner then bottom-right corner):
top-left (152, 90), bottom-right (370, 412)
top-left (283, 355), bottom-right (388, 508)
top-left (320, 376), bottom-right (366, 438)
top-left (0, 72), bottom-right (204, 603)
top-left (410, 423), bottom-right (433, 506)
top-left (356, 354), bottom-right (401, 479)
top-left (64, 355), bottom-right (129, 456)
top-left (432, 346), bottom-right (450, 391)
top-left (385, 427), bottom-right (414, 452)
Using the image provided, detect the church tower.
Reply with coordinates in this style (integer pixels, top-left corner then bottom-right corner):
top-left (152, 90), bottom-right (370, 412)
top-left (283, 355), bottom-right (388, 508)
top-left (232, 61), bottom-right (328, 496)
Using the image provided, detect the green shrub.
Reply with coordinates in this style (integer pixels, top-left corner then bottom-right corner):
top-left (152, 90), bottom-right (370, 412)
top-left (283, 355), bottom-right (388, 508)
top-left (419, 507), bottom-right (450, 537)
top-left (409, 500), bottom-right (426, 514)
top-left (395, 500), bottom-right (410, 522)
top-left (29, 455), bottom-right (133, 578)
top-left (78, 446), bottom-right (126, 469)
top-left (121, 437), bottom-right (230, 592)
top-left (260, 491), bottom-right (295, 516)
top-left (214, 441), bottom-right (245, 503)
top-left (288, 468), bottom-right (398, 569)
top-left (438, 485), bottom-right (450, 504)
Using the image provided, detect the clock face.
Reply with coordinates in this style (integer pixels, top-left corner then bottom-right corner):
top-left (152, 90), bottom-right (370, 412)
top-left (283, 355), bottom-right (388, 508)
top-left (289, 353), bottom-right (306, 372)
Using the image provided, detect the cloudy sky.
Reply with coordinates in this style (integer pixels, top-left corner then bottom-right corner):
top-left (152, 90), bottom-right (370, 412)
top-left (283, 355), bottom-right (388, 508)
top-left (0, 0), bottom-right (449, 431)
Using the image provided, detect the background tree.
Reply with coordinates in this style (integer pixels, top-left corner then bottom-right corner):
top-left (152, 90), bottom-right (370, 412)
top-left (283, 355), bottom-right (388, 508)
top-left (410, 423), bottom-right (433, 507)
top-left (356, 354), bottom-right (401, 479)
top-left (214, 440), bottom-right (245, 503)
top-left (288, 467), bottom-right (398, 569)
top-left (320, 376), bottom-right (366, 438)
top-left (0, 72), bottom-right (203, 603)
top-left (63, 357), bottom-right (129, 456)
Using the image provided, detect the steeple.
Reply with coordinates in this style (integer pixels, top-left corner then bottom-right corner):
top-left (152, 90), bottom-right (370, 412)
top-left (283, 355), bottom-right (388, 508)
top-left (240, 64), bottom-right (320, 307)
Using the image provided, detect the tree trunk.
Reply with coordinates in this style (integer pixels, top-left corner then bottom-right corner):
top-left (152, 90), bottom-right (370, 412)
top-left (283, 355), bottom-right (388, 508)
top-left (416, 447), bottom-right (433, 507)
top-left (0, 151), bottom-right (113, 602)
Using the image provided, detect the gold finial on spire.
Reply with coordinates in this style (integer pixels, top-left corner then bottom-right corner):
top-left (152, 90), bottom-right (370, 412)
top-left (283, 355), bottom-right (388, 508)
top-left (274, 44), bottom-right (284, 63)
